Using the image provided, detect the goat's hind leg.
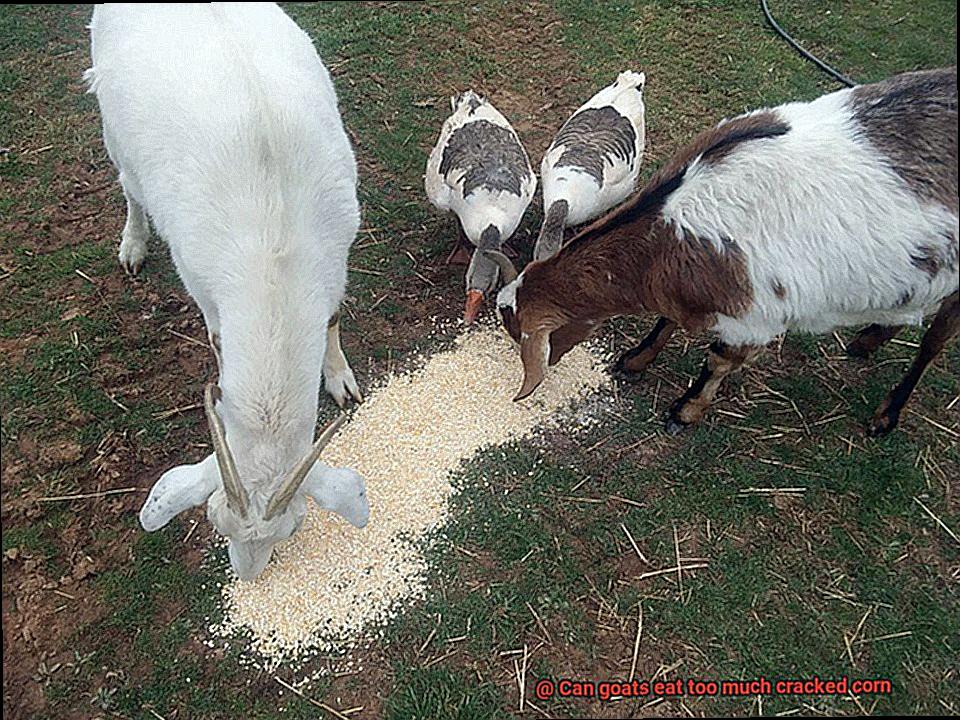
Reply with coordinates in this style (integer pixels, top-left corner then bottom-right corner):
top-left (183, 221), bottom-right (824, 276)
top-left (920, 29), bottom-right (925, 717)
top-left (615, 316), bottom-right (678, 377)
top-left (117, 173), bottom-right (149, 275)
top-left (666, 341), bottom-right (758, 435)
top-left (869, 292), bottom-right (959, 437)
top-left (846, 323), bottom-right (902, 358)
top-left (323, 310), bottom-right (363, 408)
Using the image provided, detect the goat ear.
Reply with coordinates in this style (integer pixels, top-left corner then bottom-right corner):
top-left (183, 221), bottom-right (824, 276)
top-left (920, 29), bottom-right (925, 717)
top-left (303, 466), bottom-right (370, 529)
top-left (139, 455), bottom-right (218, 531)
top-left (549, 320), bottom-right (596, 366)
top-left (515, 328), bottom-right (551, 401)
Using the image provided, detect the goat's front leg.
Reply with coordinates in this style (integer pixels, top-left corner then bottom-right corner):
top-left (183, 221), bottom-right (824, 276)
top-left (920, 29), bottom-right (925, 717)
top-left (615, 316), bottom-right (678, 376)
top-left (323, 310), bottom-right (363, 408)
top-left (666, 341), bottom-right (758, 434)
top-left (117, 173), bottom-right (150, 275)
top-left (869, 292), bottom-right (959, 436)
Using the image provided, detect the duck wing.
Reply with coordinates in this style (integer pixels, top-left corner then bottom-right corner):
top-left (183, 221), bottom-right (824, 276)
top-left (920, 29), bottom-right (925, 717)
top-left (551, 106), bottom-right (639, 187)
top-left (440, 119), bottom-right (534, 198)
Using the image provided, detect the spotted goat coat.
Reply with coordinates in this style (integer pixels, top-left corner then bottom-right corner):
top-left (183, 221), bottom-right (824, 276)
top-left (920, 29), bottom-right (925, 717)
top-left (497, 67), bottom-right (958, 435)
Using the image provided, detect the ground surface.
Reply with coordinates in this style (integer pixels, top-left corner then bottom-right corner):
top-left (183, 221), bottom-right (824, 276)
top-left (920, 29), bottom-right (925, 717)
top-left (1, 2), bottom-right (958, 718)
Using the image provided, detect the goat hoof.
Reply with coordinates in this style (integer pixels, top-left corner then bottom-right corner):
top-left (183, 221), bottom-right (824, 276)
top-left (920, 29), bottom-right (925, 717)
top-left (614, 349), bottom-right (659, 378)
top-left (611, 363), bottom-right (643, 384)
top-left (119, 233), bottom-right (148, 276)
top-left (613, 356), bottom-right (635, 374)
top-left (324, 367), bottom-right (362, 408)
top-left (867, 409), bottom-right (899, 437)
top-left (120, 256), bottom-right (145, 276)
top-left (331, 389), bottom-right (362, 409)
top-left (845, 342), bottom-right (872, 360)
top-left (664, 416), bottom-right (690, 436)
top-left (613, 354), bottom-right (652, 382)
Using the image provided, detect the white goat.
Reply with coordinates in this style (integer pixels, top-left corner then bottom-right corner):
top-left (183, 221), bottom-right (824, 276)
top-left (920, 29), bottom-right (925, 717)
top-left (87, 3), bottom-right (369, 580)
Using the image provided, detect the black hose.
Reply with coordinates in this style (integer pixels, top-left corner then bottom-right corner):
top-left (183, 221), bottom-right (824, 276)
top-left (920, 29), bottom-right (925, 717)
top-left (760, 0), bottom-right (858, 88)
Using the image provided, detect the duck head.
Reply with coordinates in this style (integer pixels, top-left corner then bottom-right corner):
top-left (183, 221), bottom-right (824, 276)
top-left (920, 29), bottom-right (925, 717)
top-left (465, 248), bottom-right (518, 324)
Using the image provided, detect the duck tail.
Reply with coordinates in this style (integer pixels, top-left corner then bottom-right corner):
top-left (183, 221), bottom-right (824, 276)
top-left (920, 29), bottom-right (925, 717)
top-left (617, 70), bottom-right (646, 92)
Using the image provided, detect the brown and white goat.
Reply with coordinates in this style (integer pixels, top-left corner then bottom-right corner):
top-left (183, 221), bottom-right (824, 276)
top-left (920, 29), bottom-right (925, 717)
top-left (493, 67), bottom-right (958, 436)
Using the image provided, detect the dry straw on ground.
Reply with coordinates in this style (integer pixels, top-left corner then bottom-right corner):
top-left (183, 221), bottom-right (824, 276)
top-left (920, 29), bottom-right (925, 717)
top-left (215, 325), bottom-right (610, 662)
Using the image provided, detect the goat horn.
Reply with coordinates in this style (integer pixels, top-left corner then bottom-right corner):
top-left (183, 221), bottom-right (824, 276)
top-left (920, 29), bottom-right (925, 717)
top-left (204, 383), bottom-right (249, 518)
top-left (264, 413), bottom-right (347, 521)
top-left (482, 249), bottom-right (518, 285)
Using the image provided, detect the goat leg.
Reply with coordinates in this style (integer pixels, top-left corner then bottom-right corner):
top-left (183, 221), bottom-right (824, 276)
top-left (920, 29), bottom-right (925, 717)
top-left (666, 341), bottom-right (758, 434)
top-left (869, 292), bottom-right (959, 436)
top-left (615, 317), bottom-right (678, 377)
top-left (118, 173), bottom-right (149, 275)
top-left (323, 310), bottom-right (363, 407)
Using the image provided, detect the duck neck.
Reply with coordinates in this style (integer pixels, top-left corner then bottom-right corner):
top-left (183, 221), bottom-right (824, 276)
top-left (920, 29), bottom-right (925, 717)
top-left (478, 224), bottom-right (501, 251)
top-left (534, 199), bottom-right (569, 261)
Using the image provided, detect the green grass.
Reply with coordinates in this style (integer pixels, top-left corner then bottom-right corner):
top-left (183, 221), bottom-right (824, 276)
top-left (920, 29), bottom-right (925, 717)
top-left (1, 525), bottom-right (58, 562)
top-left (386, 667), bottom-right (508, 720)
top-left (2, 2), bottom-right (957, 718)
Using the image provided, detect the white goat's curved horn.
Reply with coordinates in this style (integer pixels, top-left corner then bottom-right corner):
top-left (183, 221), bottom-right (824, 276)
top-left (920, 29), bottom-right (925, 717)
top-left (483, 249), bottom-right (518, 285)
top-left (264, 413), bottom-right (347, 521)
top-left (203, 383), bottom-right (248, 518)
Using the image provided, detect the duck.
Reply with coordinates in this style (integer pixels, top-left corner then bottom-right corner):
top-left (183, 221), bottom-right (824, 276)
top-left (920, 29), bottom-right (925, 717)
top-left (425, 90), bottom-right (537, 323)
top-left (534, 71), bottom-right (647, 262)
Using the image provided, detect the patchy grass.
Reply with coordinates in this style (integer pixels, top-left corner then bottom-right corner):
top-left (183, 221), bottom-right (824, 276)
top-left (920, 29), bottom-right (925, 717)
top-left (2, 2), bottom-right (957, 719)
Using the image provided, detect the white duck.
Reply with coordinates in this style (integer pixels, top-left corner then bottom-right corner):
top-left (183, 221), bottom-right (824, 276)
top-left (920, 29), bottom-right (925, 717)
top-left (425, 91), bottom-right (537, 323)
top-left (534, 71), bottom-right (647, 262)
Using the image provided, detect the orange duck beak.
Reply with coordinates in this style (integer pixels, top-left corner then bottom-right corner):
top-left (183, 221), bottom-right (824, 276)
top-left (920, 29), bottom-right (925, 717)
top-left (463, 290), bottom-right (485, 324)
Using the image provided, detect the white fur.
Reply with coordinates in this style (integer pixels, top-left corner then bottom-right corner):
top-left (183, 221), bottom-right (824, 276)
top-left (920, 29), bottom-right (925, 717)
top-left (541, 71), bottom-right (647, 226)
top-left (89, 3), bottom-right (368, 580)
top-left (660, 89), bottom-right (959, 347)
top-left (425, 92), bottom-right (537, 243)
top-left (497, 273), bottom-right (524, 312)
